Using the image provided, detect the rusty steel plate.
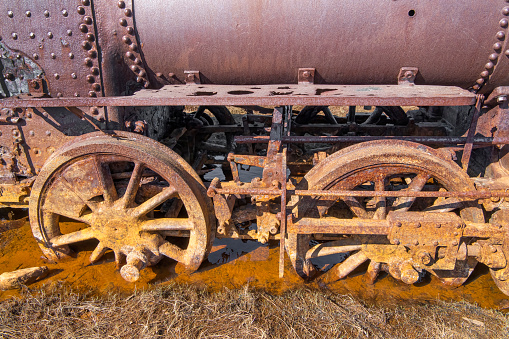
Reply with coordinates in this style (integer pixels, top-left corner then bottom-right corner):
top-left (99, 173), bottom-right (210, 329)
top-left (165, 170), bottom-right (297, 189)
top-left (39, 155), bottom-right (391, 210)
top-left (0, 84), bottom-right (475, 108)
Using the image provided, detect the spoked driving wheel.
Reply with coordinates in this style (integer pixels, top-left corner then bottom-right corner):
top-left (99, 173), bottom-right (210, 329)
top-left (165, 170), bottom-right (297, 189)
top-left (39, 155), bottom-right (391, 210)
top-left (29, 132), bottom-right (214, 282)
top-left (288, 140), bottom-right (484, 286)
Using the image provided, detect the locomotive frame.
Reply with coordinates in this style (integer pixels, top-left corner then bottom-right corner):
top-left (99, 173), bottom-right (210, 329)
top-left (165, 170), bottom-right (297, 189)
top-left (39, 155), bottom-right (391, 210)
top-left (1, 0), bottom-right (509, 295)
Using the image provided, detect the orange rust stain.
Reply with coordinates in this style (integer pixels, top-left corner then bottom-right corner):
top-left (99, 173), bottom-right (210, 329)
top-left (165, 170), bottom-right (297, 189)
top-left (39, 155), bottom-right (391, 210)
top-left (0, 220), bottom-right (508, 309)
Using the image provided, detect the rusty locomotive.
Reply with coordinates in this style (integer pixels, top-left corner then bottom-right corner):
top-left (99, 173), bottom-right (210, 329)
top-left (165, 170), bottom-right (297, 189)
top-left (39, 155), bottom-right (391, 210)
top-left (1, 0), bottom-right (509, 294)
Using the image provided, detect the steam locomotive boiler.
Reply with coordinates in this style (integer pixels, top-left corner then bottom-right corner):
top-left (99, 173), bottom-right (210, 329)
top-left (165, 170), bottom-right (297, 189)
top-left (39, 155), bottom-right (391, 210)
top-left (1, 0), bottom-right (509, 295)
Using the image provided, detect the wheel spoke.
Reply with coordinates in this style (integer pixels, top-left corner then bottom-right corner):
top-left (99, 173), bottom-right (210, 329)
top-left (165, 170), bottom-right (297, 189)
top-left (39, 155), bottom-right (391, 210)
top-left (373, 177), bottom-right (387, 220)
top-left (122, 162), bottom-right (145, 208)
top-left (341, 196), bottom-right (369, 218)
top-left (141, 218), bottom-right (194, 231)
top-left (393, 173), bottom-right (431, 212)
top-left (131, 186), bottom-right (178, 218)
top-left (159, 241), bottom-right (186, 263)
top-left (42, 204), bottom-right (93, 225)
top-left (50, 227), bottom-right (95, 247)
top-left (90, 242), bottom-right (108, 263)
top-left (93, 156), bottom-right (118, 203)
top-left (423, 197), bottom-right (462, 213)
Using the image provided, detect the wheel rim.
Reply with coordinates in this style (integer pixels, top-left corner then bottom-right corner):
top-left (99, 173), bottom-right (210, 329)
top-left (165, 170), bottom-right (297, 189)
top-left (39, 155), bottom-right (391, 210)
top-left (288, 140), bottom-right (484, 286)
top-left (29, 133), bottom-right (212, 281)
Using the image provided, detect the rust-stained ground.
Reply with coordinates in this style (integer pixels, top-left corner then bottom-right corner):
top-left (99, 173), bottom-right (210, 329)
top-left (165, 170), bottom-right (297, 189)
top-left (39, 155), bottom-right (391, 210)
top-left (0, 218), bottom-right (508, 311)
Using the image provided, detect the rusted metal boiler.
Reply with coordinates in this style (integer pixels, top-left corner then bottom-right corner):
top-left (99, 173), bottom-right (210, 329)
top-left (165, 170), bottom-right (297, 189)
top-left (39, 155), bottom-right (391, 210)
top-left (1, 0), bottom-right (509, 295)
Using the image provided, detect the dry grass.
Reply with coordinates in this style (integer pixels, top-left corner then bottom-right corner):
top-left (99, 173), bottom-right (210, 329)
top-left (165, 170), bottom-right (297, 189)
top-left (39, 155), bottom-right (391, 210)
top-left (0, 284), bottom-right (507, 339)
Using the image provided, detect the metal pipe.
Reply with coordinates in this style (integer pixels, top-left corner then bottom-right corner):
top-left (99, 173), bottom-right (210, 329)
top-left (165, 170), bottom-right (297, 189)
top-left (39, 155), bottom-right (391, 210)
top-left (234, 135), bottom-right (509, 145)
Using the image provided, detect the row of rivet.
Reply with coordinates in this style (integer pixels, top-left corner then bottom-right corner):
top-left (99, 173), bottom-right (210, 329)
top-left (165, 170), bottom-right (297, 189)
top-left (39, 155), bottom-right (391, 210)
top-left (77, 0), bottom-right (101, 97)
top-left (472, 3), bottom-right (509, 92)
top-left (117, 0), bottom-right (150, 88)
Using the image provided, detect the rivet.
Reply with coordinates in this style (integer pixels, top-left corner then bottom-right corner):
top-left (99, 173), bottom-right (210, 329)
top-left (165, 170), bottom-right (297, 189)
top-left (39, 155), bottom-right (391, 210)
top-left (16, 54), bottom-right (21, 60)
top-left (436, 223), bottom-right (441, 229)
top-left (45, 130), bottom-right (51, 136)
top-left (451, 240), bottom-right (458, 246)
top-left (394, 239), bottom-right (400, 245)
top-left (118, 1), bottom-right (126, 9)
top-left (69, 52), bottom-right (74, 59)
top-left (119, 18), bottom-right (127, 26)
top-left (54, 73), bottom-right (60, 80)
top-left (432, 240), bottom-right (439, 246)
top-left (62, 9), bottom-right (68, 17)
top-left (156, 72), bottom-right (163, 77)
top-left (130, 65), bottom-right (139, 73)
top-left (32, 53), bottom-right (39, 60)
top-left (143, 81), bottom-right (150, 88)
top-left (29, 131), bottom-right (35, 136)
top-left (29, 32), bottom-right (35, 39)
top-left (126, 26), bottom-right (134, 34)
top-left (7, 11), bottom-right (13, 18)
top-left (453, 232), bottom-right (459, 236)
top-left (80, 24), bottom-right (88, 33)
top-left (51, 53), bottom-right (56, 59)
top-left (415, 222), bottom-right (421, 228)
top-left (25, 11), bottom-right (31, 17)
top-left (124, 8), bottom-right (132, 16)
top-left (472, 84), bottom-right (480, 91)
top-left (494, 42), bottom-right (503, 51)
top-left (77, 6), bottom-right (85, 15)
top-left (481, 70), bottom-right (490, 78)
top-left (81, 0), bottom-right (90, 6)
top-left (134, 58), bottom-right (142, 65)
top-left (11, 33), bottom-right (18, 40)
top-left (88, 91), bottom-right (96, 97)
top-left (395, 221), bottom-right (402, 227)
top-left (476, 78), bottom-right (484, 85)
top-left (485, 62), bottom-right (495, 70)
top-left (136, 76), bottom-right (144, 83)
top-left (5, 73), bottom-right (14, 81)
top-left (414, 240), bottom-right (419, 246)
top-left (44, 10), bottom-right (50, 17)
top-left (125, 51), bottom-right (134, 59)
top-left (82, 41), bottom-right (92, 50)
top-left (503, 7), bottom-right (509, 15)
top-left (138, 69), bottom-right (146, 77)
top-left (90, 107), bottom-right (99, 115)
top-left (84, 58), bottom-right (93, 67)
top-left (122, 36), bottom-right (131, 44)
top-left (129, 44), bottom-right (138, 51)
top-left (506, 49), bottom-right (509, 56)
top-left (69, 73), bottom-right (76, 80)
top-left (74, 92), bottom-right (80, 97)
top-left (86, 33), bottom-right (95, 42)
top-left (67, 30), bottom-right (72, 36)
top-left (12, 130), bottom-right (19, 137)
top-left (86, 75), bottom-right (95, 83)
top-left (92, 83), bottom-right (101, 91)
top-left (497, 31), bottom-right (506, 40)
top-left (501, 19), bottom-right (509, 28)
top-left (91, 67), bottom-right (100, 75)
top-left (88, 50), bottom-right (97, 58)
top-left (489, 53), bottom-right (499, 61)
top-left (47, 32), bottom-right (53, 39)
top-left (84, 16), bottom-right (92, 25)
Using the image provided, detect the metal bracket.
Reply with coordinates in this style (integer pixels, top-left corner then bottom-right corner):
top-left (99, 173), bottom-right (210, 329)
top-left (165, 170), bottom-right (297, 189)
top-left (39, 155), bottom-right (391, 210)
top-left (298, 68), bottom-right (315, 85)
top-left (184, 71), bottom-right (201, 84)
top-left (387, 212), bottom-right (463, 270)
top-left (397, 67), bottom-right (419, 85)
